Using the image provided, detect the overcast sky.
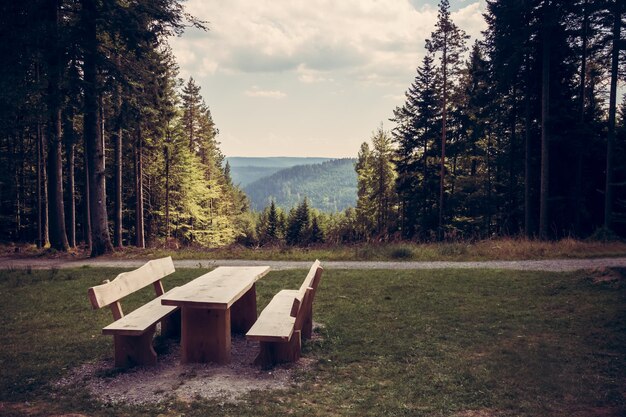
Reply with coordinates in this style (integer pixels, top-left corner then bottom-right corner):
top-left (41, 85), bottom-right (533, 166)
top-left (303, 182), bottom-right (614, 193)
top-left (169, 0), bottom-right (488, 158)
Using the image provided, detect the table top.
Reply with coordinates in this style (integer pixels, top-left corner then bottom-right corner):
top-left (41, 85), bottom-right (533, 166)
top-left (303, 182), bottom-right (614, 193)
top-left (161, 266), bottom-right (270, 309)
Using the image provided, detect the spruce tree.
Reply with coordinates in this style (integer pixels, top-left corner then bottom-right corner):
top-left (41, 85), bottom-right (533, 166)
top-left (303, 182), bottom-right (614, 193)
top-left (426, 0), bottom-right (469, 240)
top-left (392, 53), bottom-right (440, 238)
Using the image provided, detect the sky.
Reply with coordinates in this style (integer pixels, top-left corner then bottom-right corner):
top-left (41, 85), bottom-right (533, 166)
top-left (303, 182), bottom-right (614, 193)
top-left (168, 0), bottom-right (488, 158)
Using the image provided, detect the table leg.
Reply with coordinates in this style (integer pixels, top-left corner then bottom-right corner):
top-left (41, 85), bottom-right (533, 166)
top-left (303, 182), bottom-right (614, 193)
top-left (181, 306), bottom-right (231, 364)
top-left (230, 284), bottom-right (257, 334)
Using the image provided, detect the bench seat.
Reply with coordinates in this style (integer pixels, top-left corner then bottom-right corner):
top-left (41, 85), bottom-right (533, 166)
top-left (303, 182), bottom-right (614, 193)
top-left (102, 288), bottom-right (179, 336)
top-left (246, 290), bottom-right (301, 342)
top-left (246, 261), bottom-right (323, 367)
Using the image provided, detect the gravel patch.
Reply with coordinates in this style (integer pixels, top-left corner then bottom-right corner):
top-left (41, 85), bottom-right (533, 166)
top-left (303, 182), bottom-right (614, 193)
top-left (2, 257), bottom-right (626, 271)
top-left (54, 335), bottom-right (313, 406)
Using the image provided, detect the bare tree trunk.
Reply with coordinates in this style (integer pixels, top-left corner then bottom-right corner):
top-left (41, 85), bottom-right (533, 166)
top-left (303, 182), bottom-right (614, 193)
top-left (82, 0), bottom-right (113, 256)
top-left (15, 135), bottom-right (22, 240)
top-left (67, 141), bottom-right (76, 248)
top-left (574, 0), bottom-right (588, 236)
top-left (83, 145), bottom-right (92, 249)
top-left (524, 59), bottom-right (533, 238)
top-left (164, 144), bottom-right (170, 239)
top-left (42, 130), bottom-right (49, 246)
top-left (135, 126), bottom-right (145, 248)
top-left (604, 0), bottom-right (621, 231)
top-left (37, 121), bottom-right (43, 248)
top-left (113, 74), bottom-right (123, 248)
top-left (64, 114), bottom-right (76, 248)
top-left (486, 127), bottom-right (493, 236)
top-left (438, 46), bottom-right (448, 241)
top-left (46, 0), bottom-right (69, 251)
top-left (508, 86), bottom-right (518, 234)
top-left (47, 111), bottom-right (69, 250)
top-left (539, 1), bottom-right (552, 239)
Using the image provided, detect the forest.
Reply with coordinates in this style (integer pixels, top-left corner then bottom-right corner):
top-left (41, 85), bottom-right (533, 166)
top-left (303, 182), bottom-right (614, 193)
top-left (244, 159), bottom-right (357, 213)
top-left (0, 0), bottom-right (625, 256)
top-left (352, 0), bottom-right (626, 242)
top-left (0, 0), bottom-right (247, 255)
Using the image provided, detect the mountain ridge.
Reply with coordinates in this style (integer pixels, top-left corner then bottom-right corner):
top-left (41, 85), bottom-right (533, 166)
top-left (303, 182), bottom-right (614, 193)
top-left (242, 158), bottom-right (357, 212)
top-left (226, 156), bottom-right (334, 186)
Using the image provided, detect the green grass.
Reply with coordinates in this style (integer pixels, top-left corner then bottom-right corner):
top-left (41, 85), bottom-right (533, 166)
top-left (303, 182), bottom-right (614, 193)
top-left (0, 267), bottom-right (625, 416)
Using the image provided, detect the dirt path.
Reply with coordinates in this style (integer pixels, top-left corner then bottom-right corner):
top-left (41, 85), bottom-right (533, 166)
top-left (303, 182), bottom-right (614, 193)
top-left (1, 256), bottom-right (626, 271)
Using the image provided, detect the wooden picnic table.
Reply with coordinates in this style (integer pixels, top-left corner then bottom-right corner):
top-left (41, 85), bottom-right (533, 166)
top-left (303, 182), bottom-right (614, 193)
top-left (161, 266), bottom-right (270, 364)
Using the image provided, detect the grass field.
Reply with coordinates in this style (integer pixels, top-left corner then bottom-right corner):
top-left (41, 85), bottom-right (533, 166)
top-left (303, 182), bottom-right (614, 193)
top-left (0, 267), bottom-right (625, 416)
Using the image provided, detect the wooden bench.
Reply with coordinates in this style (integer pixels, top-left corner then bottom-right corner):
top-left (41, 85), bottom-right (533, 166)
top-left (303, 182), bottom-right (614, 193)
top-left (246, 260), bottom-right (323, 367)
top-left (87, 257), bottom-right (181, 368)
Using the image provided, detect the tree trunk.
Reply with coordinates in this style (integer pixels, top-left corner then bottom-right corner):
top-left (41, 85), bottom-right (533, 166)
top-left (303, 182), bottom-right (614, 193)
top-left (524, 99), bottom-right (532, 237)
top-left (486, 127), bottom-right (493, 236)
top-left (42, 131), bottom-right (50, 246)
top-left (438, 45), bottom-right (448, 241)
top-left (64, 114), bottom-right (76, 248)
top-left (135, 127), bottom-right (145, 248)
top-left (604, 0), bottom-right (621, 231)
top-left (37, 118), bottom-right (44, 248)
top-left (524, 54), bottom-right (533, 238)
top-left (574, 0), bottom-right (588, 236)
top-left (82, 0), bottom-right (113, 257)
top-left (165, 144), bottom-right (170, 239)
top-left (15, 135), bottom-right (22, 241)
top-left (539, 1), bottom-right (551, 240)
top-left (113, 74), bottom-right (123, 248)
top-left (508, 86), bottom-right (518, 234)
top-left (46, 0), bottom-right (69, 251)
top-left (83, 145), bottom-right (92, 249)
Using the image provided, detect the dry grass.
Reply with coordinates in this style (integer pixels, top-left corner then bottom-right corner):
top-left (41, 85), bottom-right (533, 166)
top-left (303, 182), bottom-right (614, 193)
top-left (2, 237), bottom-right (625, 262)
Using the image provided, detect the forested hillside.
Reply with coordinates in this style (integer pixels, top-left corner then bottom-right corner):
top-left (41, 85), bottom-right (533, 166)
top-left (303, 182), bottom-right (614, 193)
top-left (244, 159), bottom-right (357, 212)
top-left (226, 157), bottom-right (333, 186)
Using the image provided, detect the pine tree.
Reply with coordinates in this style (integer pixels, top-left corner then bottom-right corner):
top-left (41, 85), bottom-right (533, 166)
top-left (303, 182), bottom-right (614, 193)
top-left (286, 198), bottom-right (311, 246)
top-left (370, 126), bottom-right (396, 237)
top-left (426, 0), bottom-right (469, 240)
top-left (355, 127), bottom-right (396, 239)
top-left (181, 77), bottom-right (203, 152)
top-left (355, 142), bottom-right (375, 239)
top-left (392, 53), bottom-right (440, 238)
top-left (266, 200), bottom-right (280, 243)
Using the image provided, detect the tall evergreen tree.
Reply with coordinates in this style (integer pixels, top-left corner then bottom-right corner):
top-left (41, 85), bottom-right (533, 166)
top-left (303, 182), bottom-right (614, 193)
top-left (392, 53), bottom-right (440, 238)
top-left (426, 0), bottom-right (469, 239)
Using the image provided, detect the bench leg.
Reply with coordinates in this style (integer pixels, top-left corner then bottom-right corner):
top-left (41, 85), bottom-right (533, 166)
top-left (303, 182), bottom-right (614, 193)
top-left (181, 306), bottom-right (231, 364)
top-left (254, 330), bottom-right (301, 368)
top-left (301, 303), bottom-right (313, 340)
top-left (113, 326), bottom-right (157, 368)
top-left (231, 284), bottom-right (257, 334)
top-left (161, 309), bottom-right (181, 339)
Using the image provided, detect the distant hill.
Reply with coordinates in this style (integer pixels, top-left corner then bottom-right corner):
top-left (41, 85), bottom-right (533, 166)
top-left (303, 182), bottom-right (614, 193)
top-left (243, 158), bottom-right (357, 212)
top-left (226, 157), bottom-right (333, 186)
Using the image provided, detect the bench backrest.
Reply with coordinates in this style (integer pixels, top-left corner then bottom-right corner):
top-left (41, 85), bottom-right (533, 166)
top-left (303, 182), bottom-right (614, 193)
top-left (297, 259), bottom-right (322, 300)
top-left (87, 257), bottom-right (175, 319)
top-left (290, 260), bottom-right (323, 324)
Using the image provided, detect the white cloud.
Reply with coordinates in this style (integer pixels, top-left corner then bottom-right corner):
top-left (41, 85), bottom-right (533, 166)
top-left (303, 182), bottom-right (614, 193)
top-left (244, 86), bottom-right (287, 99)
top-left (172, 1), bottom-right (487, 85)
top-left (296, 64), bottom-right (334, 83)
top-left (452, 1), bottom-right (487, 42)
